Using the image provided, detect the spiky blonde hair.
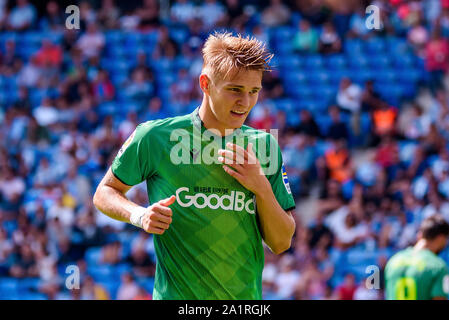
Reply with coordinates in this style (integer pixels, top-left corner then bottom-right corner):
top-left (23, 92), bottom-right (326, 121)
top-left (201, 31), bottom-right (274, 81)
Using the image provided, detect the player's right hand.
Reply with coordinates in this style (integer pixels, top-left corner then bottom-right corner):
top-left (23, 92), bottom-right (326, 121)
top-left (141, 195), bottom-right (176, 235)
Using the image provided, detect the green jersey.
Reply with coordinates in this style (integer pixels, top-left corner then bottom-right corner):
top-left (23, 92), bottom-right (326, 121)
top-left (385, 247), bottom-right (449, 300)
top-left (111, 107), bottom-right (296, 300)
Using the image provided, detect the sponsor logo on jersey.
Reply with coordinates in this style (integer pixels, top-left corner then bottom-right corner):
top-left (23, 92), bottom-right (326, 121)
top-left (175, 187), bottom-right (255, 214)
top-left (281, 163), bottom-right (291, 194)
top-left (117, 130), bottom-right (136, 157)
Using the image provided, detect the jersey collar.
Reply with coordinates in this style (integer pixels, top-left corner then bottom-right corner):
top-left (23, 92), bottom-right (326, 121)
top-left (191, 106), bottom-right (243, 139)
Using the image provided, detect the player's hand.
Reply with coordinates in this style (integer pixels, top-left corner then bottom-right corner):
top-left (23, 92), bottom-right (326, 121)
top-left (218, 143), bottom-right (270, 196)
top-left (141, 195), bottom-right (176, 235)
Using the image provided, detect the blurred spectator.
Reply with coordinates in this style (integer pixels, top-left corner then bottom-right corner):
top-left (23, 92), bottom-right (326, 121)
top-left (7, 0), bottom-right (36, 31)
top-left (35, 40), bottom-right (63, 67)
top-left (17, 56), bottom-right (41, 89)
top-left (407, 18), bottom-right (429, 57)
top-left (137, 0), bottom-right (161, 31)
top-left (101, 241), bottom-right (122, 265)
top-left (97, 0), bottom-right (120, 30)
top-left (261, 0), bottom-right (291, 27)
top-left (80, 275), bottom-right (110, 300)
top-left (327, 105), bottom-right (349, 141)
top-left (133, 286), bottom-right (152, 300)
top-left (126, 242), bottom-right (156, 278)
top-left (370, 103), bottom-right (398, 146)
top-left (318, 21), bottom-right (342, 54)
top-left (40, 1), bottom-right (64, 31)
top-left (91, 69), bottom-right (115, 103)
top-left (293, 20), bottom-right (319, 53)
top-left (197, 0), bottom-right (226, 30)
top-left (119, 8), bottom-right (140, 31)
top-left (170, 68), bottom-right (196, 105)
top-left (170, 0), bottom-right (196, 25)
top-left (425, 29), bottom-right (449, 94)
top-left (117, 272), bottom-right (140, 300)
top-left (293, 109), bottom-right (322, 140)
top-left (347, 6), bottom-right (371, 39)
top-left (361, 80), bottom-right (384, 113)
top-left (337, 78), bottom-right (362, 114)
top-left (335, 273), bottom-right (357, 300)
top-left (33, 97), bottom-right (59, 127)
top-left (317, 138), bottom-right (353, 184)
top-left (141, 96), bottom-right (169, 121)
top-left (77, 23), bottom-right (105, 60)
top-left (153, 26), bottom-right (179, 60)
top-left (273, 254), bottom-right (301, 299)
top-left (125, 68), bottom-right (154, 110)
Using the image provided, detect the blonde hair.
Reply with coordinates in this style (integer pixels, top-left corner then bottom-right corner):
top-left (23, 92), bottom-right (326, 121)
top-left (201, 31), bottom-right (273, 81)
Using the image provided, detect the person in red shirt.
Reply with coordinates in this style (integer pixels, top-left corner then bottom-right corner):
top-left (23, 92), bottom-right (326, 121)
top-left (34, 39), bottom-right (62, 67)
top-left (336, 273), bottom-right (357, 300)
top-left (425, 30), bottom-right (449, 94)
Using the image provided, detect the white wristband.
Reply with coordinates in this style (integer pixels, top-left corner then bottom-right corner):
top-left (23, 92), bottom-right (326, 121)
top-left (130, 207), bottom-right (147, 228)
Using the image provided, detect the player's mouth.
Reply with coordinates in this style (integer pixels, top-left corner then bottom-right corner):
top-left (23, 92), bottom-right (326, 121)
top-left (230, 110), bottom-right (247, 118)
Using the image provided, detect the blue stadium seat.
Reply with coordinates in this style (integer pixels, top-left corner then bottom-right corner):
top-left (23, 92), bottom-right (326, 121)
top-left (308, 71), bottom-right (330, 85)
top-left (170, 28), bottom-right (189, 45)
top-left (88, 265), bottom-right (114, 282)
top-left (372, 69), bottom-right (397, 83)
top-left (0, 278), bottom-right (19, 299)
top-left (344, 39), bottom-right (363, 55)
top-left (85, 247), bottom-right (102, 265)
top-left (21, 292), bottom-right (47, 300)
top-left (314, 114), bottom-right (332, 136)
top-left (325, 54), bottom-right (347, 70)
top-left (347, 54), bottom-right (369, 69)
top-left (367, 55), bottom-right (390, 69)
top-left (363, 37), bottom-right (386, 54)
top-left (304, 55), bottom-right (324, 70)
top-left (278, 55), bottom-right (303, 70)
top-left (18, 278), bottom-right (41, 294)
top-left (105, 31), bottom-right (124, 45)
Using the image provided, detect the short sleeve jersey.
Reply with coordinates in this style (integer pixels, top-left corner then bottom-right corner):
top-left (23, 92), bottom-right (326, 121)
top-left (111, 107), bottom-right (296, 300)
top-left (385, 247), bottom-right (449, 300)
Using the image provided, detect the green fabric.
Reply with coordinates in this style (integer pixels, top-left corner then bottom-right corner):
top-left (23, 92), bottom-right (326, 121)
top-left (385, 247), bottom-right (449, 300)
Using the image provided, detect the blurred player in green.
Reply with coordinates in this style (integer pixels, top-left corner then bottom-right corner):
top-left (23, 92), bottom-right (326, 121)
top-left (93, 32), bottom-right (296, 299)
top-left (385, 214), bottom-right (449, 300)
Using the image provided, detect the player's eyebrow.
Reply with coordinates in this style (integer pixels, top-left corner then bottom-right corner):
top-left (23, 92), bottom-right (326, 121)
top-left (226, 84), bottom-right (262, 90)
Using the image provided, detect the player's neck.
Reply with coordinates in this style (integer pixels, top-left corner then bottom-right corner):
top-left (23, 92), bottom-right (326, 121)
top-left (198, 100), bottom-right (234, 137)
top-left (414, 239), bottom-right (437, 254)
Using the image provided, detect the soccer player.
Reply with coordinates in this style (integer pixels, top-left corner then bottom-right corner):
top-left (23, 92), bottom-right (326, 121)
top-left (384, 214), bottom-right (449, 300)
top-left (93, 32), bottom-right (296, 300)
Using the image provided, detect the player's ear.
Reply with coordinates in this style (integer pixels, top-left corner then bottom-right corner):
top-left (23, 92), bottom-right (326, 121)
top-left (199, 74), bottom-right (210, 94)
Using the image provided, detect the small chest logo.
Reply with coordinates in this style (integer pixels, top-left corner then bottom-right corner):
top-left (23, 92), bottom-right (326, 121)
top-left (282, 163), bottom-right (291, 194)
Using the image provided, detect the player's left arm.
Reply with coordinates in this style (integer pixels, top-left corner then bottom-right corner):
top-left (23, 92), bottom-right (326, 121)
top-left (218, 142), bottom-right (296, 255)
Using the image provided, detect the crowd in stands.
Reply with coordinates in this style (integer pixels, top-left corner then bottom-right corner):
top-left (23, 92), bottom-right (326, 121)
top-left (1, 0), bottom-right (449, 300)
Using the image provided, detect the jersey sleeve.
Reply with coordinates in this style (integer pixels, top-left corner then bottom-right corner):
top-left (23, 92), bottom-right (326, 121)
top-left (111, 122), bottom-right (158, 186)
top-left (260, 133), bottom-right (296, 212)
top-left (430, 264), bottom-right (449, 299)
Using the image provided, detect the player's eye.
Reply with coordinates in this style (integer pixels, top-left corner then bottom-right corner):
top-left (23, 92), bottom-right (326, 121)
top-left (229, 88), bottom-right (241, 92)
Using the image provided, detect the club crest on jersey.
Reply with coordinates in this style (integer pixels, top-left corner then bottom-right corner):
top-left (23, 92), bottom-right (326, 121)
top-left (282, 163), bottom-right (291, 194)
top-left (118, 130), bottom-right (136, 157)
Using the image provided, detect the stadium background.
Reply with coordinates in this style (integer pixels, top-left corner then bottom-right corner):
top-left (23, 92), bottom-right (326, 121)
top-left (1, 0), bottom-right (449, 300)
